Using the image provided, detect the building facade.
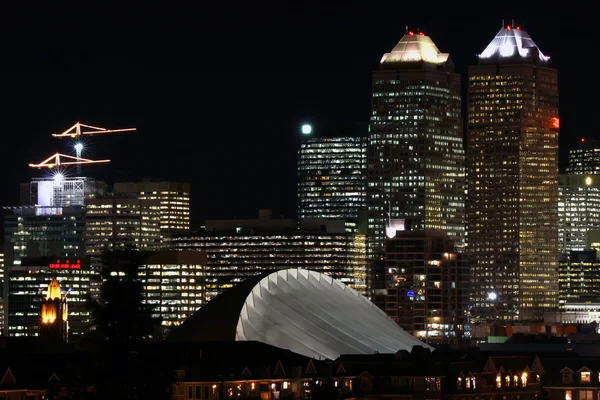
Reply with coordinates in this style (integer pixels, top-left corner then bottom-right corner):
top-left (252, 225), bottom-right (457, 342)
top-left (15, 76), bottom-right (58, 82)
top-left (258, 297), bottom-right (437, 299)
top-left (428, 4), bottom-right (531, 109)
top-left (559, 250), bottom-right (600, 306)
top-left (297, 135), bottom-right (367, 230)
top-left (368, 31), bottom-right (465, 256)
top-left (558, 175), bottom-right (600, 254)
top-left (382, 230), bottom-right (469, 345)
top-left (139, 251), bottom-right (207, 333)
top-left (467, 26), bottom-right (559, 321)
top-left (3, 206), bottom-right (86, 268)
top-left (113, 182), bottom-right (190, 234)
top-left (84, 196), bottom-right (162, 255)
top-left (167, 210), bottom-right (367, 300)
top-left (566, 139), bottom-right (600, 175)
top-left (6, 257), bottom-right (91, 338)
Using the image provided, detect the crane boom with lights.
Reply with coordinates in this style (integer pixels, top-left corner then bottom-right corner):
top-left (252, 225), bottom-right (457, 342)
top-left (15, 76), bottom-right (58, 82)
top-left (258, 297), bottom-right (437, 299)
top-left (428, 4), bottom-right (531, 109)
top-left (51, 122), bottom-right (136, 138)
top-left (29, 122), bottom-right (136, 172)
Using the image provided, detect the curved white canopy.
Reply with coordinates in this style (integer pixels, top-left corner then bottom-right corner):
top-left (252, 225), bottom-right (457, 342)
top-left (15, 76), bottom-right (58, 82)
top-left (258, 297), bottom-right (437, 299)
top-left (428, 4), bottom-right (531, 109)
top-left (235, 268), bottom-right (432, 360)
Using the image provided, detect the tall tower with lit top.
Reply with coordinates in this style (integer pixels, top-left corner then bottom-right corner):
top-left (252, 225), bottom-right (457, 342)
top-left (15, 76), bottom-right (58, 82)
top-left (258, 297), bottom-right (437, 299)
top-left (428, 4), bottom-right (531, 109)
top-left (467, 24), bottom-right (559, 321)
top-left (40, 278), bottom-right (68, 341)
top-left (367, 30), bottom-right (465, 256)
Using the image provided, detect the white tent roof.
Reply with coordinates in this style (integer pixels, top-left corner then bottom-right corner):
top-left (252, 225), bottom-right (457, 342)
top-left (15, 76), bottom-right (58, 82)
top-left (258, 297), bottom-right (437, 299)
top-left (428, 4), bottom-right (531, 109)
top-left (235, 268), bottom-right (432, 360)
top-left (479, 27), bottom-right (549, 62)
top-left (380, 32), bottom-right (449, 64)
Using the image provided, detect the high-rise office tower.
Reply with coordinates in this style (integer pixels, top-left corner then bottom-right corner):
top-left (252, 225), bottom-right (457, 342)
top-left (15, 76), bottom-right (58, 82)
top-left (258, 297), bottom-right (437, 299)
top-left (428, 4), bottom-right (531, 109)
top-left (467, 25), bottom-right (559, 321)
top-left (84, 196), bottom-right (162, 255)
top-left (383, 230), bottom-right (469, 345)
top-left (558, 175), bottom-right (600, 254)
top-left (368, 31), bottom-right (465, 255)
top-left (559, 250), bottom-right (600, 305)
top-left (298, 134), bottom-right (367, 231)
top-left (113, 182), bottom-right (190, 234)
top-left (566, 139), bottom-right (600, 175)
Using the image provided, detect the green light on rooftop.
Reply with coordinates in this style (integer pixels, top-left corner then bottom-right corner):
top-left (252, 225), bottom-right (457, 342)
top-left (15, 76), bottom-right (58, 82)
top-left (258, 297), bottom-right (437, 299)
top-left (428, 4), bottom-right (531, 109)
top-left (301, 124), bottom-right (312, 135)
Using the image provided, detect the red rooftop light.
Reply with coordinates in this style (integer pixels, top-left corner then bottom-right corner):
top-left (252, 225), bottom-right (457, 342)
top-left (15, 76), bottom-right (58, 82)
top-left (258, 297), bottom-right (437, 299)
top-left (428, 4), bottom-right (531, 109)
top-left (408, 31), bottom-right (414, 36)
top-left (582, 138), bottom-right (586, 143)
top-left (419, 32), bottom-right (424, 36)
top-left (507, 25), bottom-right (511, 30)
top-left (516, 26), bottom-right (521, 30)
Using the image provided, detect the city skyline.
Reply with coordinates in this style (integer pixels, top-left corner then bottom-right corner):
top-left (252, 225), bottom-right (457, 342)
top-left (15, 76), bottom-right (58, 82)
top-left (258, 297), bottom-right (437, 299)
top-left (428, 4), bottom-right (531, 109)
top-left (2, 6), bottom-right (595, 229)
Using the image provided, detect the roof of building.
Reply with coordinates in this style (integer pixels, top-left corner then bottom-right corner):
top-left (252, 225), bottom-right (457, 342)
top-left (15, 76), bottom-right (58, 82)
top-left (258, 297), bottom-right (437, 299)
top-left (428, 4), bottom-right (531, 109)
top-left (380, 32), bottom-right (449, 65)
top-left (478, 27), bottom-right (549, 63)
top-left (169, 268), bottom-right (432, 359)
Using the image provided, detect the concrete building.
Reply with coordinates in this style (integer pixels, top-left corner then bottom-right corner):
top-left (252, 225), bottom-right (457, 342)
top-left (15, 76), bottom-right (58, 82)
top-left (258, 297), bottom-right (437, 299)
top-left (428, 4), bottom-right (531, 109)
top-left (381, 230), bottom-right (469, 345)
top-left (114, 182), bottom-right (190, 234)
top-left (367, 30), bottom-right (465, 256)
top-left (166, 210), bottom-right (367, 299)
top-left (297, 134), bottom-right (367, 232)
top-left (467, 26), bottom-right (559, 321)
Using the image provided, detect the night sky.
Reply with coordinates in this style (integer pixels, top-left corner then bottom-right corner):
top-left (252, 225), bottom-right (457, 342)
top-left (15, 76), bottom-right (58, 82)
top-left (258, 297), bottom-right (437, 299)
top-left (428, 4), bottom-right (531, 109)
top-left (1, 4), bottom-right (595, 229)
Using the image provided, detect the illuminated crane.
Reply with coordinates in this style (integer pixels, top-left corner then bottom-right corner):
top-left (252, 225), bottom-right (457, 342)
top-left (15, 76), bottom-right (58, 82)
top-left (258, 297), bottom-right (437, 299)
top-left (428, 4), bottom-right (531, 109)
top-left (52, 122), bottom-right (136, 173)
top-left (29, 122), bottom-right (136, 173)
top-left (51, 122), bottom-right (136, 139)
top-left (29, 153), bottom-right (110, 169)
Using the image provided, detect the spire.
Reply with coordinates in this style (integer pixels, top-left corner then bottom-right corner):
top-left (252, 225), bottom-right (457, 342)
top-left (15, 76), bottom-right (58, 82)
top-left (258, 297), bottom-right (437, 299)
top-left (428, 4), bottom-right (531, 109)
top-left (380, 31), bottom-right (449, 65)
top-left (46, 278), bottom-right (62, 300)
top-left (478, 26), bottom-right (549, 63)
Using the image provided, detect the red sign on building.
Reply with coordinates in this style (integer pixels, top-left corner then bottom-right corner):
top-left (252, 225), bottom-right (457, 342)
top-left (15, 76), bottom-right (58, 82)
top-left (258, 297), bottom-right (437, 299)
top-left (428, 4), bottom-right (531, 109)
top-left (49, 259), bottom-right (81, 269)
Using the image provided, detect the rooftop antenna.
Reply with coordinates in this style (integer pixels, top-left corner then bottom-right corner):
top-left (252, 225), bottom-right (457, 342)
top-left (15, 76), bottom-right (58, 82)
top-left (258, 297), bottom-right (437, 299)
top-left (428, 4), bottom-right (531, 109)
top-left (502, 19), bottom-right (504, 28)
top-left (405, 25), bottom-right (408, 33)
top-left (512, 19), bottom-right (515, 27)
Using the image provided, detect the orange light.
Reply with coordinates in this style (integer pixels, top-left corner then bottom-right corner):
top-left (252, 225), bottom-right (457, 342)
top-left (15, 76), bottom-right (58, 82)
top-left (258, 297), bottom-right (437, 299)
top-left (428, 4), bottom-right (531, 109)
top-left (550, 117), bottom-right (560, 129)
top-left (507, 25), bottom-right (511, 30)
top-left (408, 31), bottom-right (414, 36)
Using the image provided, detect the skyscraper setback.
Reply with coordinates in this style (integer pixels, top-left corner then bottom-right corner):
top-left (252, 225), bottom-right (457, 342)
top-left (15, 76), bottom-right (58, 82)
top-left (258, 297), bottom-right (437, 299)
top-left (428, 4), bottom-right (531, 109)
top-left (367, 31), bottom-right (465, 255)
top-left (467, 26), bottom-right (559, 321)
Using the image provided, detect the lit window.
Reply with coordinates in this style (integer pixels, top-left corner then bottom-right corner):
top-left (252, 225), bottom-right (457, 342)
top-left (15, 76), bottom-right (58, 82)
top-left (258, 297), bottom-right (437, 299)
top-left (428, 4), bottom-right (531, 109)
top-left (581, 371), bottom-right (591, 383)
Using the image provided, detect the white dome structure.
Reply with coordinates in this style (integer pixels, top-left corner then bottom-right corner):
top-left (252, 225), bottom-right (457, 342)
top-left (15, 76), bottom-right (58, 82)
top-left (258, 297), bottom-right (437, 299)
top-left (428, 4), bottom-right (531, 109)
top-left (170, 268), bottom-right (432, 360)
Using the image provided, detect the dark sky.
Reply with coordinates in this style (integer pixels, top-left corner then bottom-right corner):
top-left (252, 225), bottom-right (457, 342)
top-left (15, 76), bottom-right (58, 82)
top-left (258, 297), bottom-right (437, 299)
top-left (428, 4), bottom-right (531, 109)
top-left (1, 4), bottom-right (595, 229)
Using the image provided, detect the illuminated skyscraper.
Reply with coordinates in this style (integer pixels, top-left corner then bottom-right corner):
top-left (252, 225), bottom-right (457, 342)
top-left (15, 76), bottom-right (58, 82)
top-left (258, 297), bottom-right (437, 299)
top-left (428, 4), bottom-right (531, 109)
top-left (558, 175), bottom-right (600, 254)
top-left (114, 182), bottom-right (190, 234)
top-left (566, 139), bottom-right (600, 175)
top-left (297, 135), bottom-right (367, 230)
top-left (368, 31), bottom-right (465, 255)
top-left (383, 230), bottom-right (469, 345)
top-left (84, 196), bottom-right (162, 255)
top-left (467, 25), bottom-right (559, 321)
